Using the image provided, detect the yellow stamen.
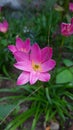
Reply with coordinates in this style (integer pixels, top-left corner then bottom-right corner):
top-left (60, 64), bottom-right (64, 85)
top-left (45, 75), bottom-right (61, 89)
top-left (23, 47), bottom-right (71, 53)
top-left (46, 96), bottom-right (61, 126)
top-left (32, 62), bottom-right (42, 71)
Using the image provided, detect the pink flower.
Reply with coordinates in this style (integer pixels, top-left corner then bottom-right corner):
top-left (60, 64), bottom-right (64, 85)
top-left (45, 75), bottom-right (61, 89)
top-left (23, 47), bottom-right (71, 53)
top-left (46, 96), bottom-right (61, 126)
top-left (69, 3), bottom-right (73, 11)
top-left (8, 37), bottom-right (31, 55)
top-left (71, 17), bottom-right (73, 24)
top-left (61, 18), bottom-right (73, 36)
top-left (14, 43), bottom-right (56, 85)
top-left (0, 20), bottom-right (8, 33)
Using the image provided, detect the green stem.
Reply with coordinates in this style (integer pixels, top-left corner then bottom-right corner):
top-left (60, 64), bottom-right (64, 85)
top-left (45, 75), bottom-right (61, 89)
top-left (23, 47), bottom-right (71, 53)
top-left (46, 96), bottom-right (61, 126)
top-left (60, 36), bottom-right (65, 48)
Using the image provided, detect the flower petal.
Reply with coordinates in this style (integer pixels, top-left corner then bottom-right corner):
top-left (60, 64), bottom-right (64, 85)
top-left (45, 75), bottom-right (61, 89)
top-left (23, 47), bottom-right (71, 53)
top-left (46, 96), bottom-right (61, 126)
top-left (61, 22), bottom-right (73, 36)
top-left (3, 20), bottom-right (8, 28)
top-left (23, 38), bottom-right (31, 53)
top-left (41, 59), bottom-right (56, 72)
top-left (0, 20), bottom-right (8, 33)
top-left (41, 47), bottom-right (53, 63)
top-left (39, 73), bottom-right (50, 82)
top-left (61, 23), bottom-right (68, 36)
top-left (16, 37), bottom-right (24, 50)
top-left (14, 51), bottom-right (29, 61)
top-left (30, 43), bottom-right (41, 63)
top-left (30, 71), bottom-right (39, 84)
top-left (0, 23), bottom-right (3, 31)
top-left (14, 60), bottom-right (32, 72)
top-left (17, 71), bottom-right (30, 85)
top-left (71, 17), bottom-right (73, 24)
top-left (8, 45), bottom-right (16, 53)
top-left (69, 3), bottom-right (73, 12)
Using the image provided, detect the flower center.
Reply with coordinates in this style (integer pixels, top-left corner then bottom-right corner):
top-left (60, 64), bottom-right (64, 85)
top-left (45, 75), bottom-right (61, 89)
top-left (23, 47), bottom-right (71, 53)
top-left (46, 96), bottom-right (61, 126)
top-left (32, 62), bottom-right (41, 71)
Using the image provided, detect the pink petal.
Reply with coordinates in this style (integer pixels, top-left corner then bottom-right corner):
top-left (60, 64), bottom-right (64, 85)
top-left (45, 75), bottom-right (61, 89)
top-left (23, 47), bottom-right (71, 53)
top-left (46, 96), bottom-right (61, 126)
top-left (61, 23), bottom-right (68, 35)
top-left (30, 43), bottom-right (41, 63)
top-left (0, 20), bottom-right (9, 33)
top-left (14, 60), bottom-right (32, 72)
top-left (3, 20), bottom-right (8, 28)
top-left (17, 71), bottom-right (30, 85)
top-left (30, 71), bottom-right (39, 84)
top-left (0, 23), bottom-right (3, 31)
top-left (70, 24), bottom-right (73, 33)
top-left (61, 23), bottom-right (73, 36)
top-left (69, 3), bottom-right (73, 11)
top-left (16, 37), bottom-right (24, 50)
top-left (0, 20), bottom-right (8, 33)
top-left (61, 23), bottom-right (68, 36)
top-left (23, 38), bottom-right (31, 53)
top-left (41, 47), bottom-right (53, 63)
top-left (39, 73), bottom-right (50, 82)
top-left (71, 17), bottom-right (73, 24)
top-left (8, 45), bottom-right (16, 53)
top-left (41, 59), bottom-right (56, 72)
top-left (14, 51), bottom-right (29, 61)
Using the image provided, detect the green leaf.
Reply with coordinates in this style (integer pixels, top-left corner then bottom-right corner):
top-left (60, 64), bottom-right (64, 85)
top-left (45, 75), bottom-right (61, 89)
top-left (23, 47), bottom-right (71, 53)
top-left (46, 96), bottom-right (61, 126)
top-left (1, 39), bottom-right (8, 46)
top-left (45, 88), bottom-right (52, 104)
top-left (5, 107), bottom-right (36, 130)
top-left (2, 65), bottom-right (10, 77)
top-left (42, 15), bottom-right (46, 28)
top-left (31, 103), bottom-right (41, 130)
top-left (45, 108), bottom-right (56, 122)
top-left (56, 69), bottom-right (73, 83)
top-left (54, 4), bottom-right (64, 12)
top-left (63, 59), bottom-right (73, 67)
top-left (69, 66), bottom-right (73, 73)
top-left (65, 92), bottom-right (73, 100)
top-left (0, 104), bottom-right (16, 121)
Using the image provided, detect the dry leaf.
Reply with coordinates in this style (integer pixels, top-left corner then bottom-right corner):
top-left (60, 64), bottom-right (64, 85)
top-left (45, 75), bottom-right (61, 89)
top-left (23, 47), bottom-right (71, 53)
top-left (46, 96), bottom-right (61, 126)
top-left (46, 126), bottom-right (50, 130)
top-left (54, 4), bottom-right (64, 12)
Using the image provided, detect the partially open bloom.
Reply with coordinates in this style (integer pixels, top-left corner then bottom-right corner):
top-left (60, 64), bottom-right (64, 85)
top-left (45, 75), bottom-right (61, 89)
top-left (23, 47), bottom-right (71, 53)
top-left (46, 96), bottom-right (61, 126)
top-left (0, 20), bottom-right (8, 33)
top-left (61, 18), bottom-right (73, 36)
top-left (69, 3), bottom-right (73, 11)
top-left (8, 37), bottom-right (31, 55)
top-left (14, 43), bottom-right (56, 85)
